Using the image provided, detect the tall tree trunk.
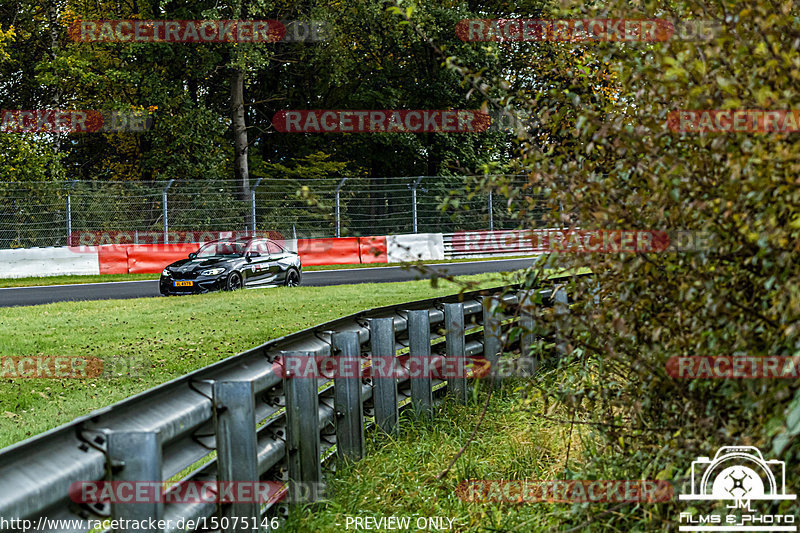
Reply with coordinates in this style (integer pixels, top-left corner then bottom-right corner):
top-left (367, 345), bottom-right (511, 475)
top-left (49, 0), bottom-right (62, 178)
top-left (231, 68), bottom-right (249, 202)
top-left (230, 0), bottom-right (249, 205)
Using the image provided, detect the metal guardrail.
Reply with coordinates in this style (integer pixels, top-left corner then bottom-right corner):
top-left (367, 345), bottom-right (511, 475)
top-left (0, 283), bottom-right (567, 533)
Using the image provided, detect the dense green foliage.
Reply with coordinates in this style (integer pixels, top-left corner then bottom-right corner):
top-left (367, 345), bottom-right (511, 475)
top-left (430, 0), bottom-right (800, 529)
top-left (0, 0), bottom-right (528, 235)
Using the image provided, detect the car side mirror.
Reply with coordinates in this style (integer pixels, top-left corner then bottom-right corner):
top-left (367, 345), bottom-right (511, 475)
top-left (246, 251), bottom-right (260, 262)
top-left (188, 253), bottom-right (197, 259)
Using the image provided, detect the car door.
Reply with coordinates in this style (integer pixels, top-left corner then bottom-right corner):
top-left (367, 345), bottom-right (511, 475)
top-left (243, 240), bottom-right (271, 284)
top-left (266, 241), bottom-right (286, 283)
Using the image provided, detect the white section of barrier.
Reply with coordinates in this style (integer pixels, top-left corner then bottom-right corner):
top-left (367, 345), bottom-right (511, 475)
top-left (0, 247), bottom-right (100, 278)
top-left (387, 233), bottom-right (445, 262)
top-left (443, 229), bottom-right (543, 259)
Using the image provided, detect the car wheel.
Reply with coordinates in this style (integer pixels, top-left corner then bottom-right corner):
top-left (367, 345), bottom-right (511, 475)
top-left (226, 271), bottom-right (243, 291)
top-left (285, 268), bottom-right (300, 287)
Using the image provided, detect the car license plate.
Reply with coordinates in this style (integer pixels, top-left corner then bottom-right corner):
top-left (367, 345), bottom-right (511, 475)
top-left (174, 281), bottom-right (193, 287)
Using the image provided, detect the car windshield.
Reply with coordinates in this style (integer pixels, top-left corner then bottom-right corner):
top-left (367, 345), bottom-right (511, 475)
top-left (196, 241), bottom-right (246, 257)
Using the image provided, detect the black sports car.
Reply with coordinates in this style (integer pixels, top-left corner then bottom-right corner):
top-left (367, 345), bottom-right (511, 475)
top-left (159, 237), bottom-right (302, 295)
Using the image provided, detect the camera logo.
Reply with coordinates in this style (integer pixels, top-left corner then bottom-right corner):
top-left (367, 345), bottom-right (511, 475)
top-left (678, 446), bottom-right (796, 532)
top-left (680, 446), bottom-right (795, 503)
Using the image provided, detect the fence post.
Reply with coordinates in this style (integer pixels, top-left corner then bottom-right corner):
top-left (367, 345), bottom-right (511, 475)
top-left (488, 190), bottom-right (494, 232)
top-left (443, 303), bottom-right (467, 403)
top-left (332, 331), bottom-right (365, 460)
top-left (65, 180), bottom-right (77, 245)
top-left (106, 430), bottom-right (163, 531)
top-left (408, 309), bottom-right (433, 417)
top-left (482, 296), bottom-right (503, 387)
top-left (212, 380), bottom-right (262, 531)
top-left (369, 318), bottom-right (399, 434)
top-left (162, 179), bottom-right (174, 244)
top-left (250, 178), bottom-right (263, 236)
top-left (66, 190), bottom-right (71, 246)
top-left (335, 177), bottom-right (347, 238)
top-left (410, 176), bottom-right (423, 233)
top-left (282, 351), bottom-right (322, 503)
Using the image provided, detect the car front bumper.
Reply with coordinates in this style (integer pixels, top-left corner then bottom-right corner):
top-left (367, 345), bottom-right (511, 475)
top-left (159, 276), bottom-right (226, 295)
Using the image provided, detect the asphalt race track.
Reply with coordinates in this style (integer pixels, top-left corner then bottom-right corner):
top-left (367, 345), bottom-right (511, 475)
top-left (0, 258), bottom-right (536, 308)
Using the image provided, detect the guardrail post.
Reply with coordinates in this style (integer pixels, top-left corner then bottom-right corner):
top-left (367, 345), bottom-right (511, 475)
top-left (282, 351), bottom-right (322, 503)
top-left (443, 303), bottom-right (467, 403)
top-left (554, 286), bottom-right (569, 356)
top-left (332, 331), bottom-right (365, 460)
top-left (517, 290), bottom-right (538, 374)
top-left (107, 430), bottom-right (163, 531)
top-left (408, 309), bottom-right (433, 417)
top-left (482, 296), bottom-right (503, 387)
top-left (369, 318), bottom-right (399, 434)
top-left (212, 380), bottom-right (262, 530)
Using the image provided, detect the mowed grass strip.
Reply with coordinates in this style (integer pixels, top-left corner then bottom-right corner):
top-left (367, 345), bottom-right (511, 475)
top-left (0, 274), bottom-right (506, 449)
top-left (285, 383), bottom-right (581, 532)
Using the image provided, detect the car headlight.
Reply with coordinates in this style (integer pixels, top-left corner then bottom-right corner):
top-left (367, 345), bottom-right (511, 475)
top-left (200, 268), bottom-right (226, 276)
top-left (162, 269), bottom-right (170, 276)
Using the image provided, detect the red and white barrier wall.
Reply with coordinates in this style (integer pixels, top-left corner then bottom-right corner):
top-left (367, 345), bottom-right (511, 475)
top-left (0, 230), bottom-right (539, 279)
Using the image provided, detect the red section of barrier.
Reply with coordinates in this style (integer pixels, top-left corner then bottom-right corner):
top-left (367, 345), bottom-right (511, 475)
top-left (358, 236), bottom-right (387, 264)
top-left (96, 237), bottom-right (387, 274)
top-left (127, 244), bottom-right (199, 274)
top-left (296, 237), bottom-right (360, 266)
top-left (98, 245), bottom-right (129, 274)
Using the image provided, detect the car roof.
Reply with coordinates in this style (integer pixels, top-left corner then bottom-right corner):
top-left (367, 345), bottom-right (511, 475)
top-left (205, 236), bottom-right (268, 244)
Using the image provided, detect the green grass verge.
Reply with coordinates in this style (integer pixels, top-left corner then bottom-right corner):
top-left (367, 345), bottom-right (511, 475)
top-left (0, 256), bottom-right (539, 288)
top-left (285, 381), bottom-right (582, 532)
top-left (0, 273), bottom-right (159, 287)
top-left (0, 273), bottom-right (510, 449)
